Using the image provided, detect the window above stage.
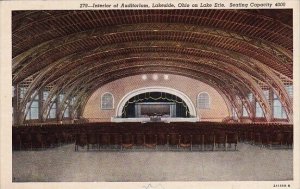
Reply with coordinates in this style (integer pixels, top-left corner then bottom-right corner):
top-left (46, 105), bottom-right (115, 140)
top-left (197, 92), bottom-right (210, 109)
top-left (101, 92), bottom-right (114, 110)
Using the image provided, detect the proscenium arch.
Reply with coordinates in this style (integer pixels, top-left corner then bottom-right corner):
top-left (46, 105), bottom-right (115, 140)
top-left (116, 86), bottom-right (198, 120)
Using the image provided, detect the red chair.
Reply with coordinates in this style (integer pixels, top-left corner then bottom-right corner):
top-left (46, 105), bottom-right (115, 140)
top-left (98, 133), bottom-right (111, 150)
top-left (21, 131), bottom-right (32, 150)
top-left (226, 132), bottom-right (238, 150)
top-left (191, 134), bottom-right (204, 151)
top-left (121, 133), bottom-right (133, 149)
top-left (203, 132), bottom-right (215, 151)
top-left (12, 131), bottom-right (22, 150)
top-left (32, 132), bottom-right (45, 149)
top-left (87, 131), bottom-right (98, 150)
top-left (144, 134), bottom-right (157, 149)
top-left (215, 130), bottom-right (226, 150)
top-left (75, 132), bottom-right (88, 151)
top-left (271, 131), bottom-right (284, 148)
top-left (157, 133), bottom-right (167, 146)
top-left (179, 134), bottom-right (192, 150)
top-left (168, 133), bottom-right (179, 150)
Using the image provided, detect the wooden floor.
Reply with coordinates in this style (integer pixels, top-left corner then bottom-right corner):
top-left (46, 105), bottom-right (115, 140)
top-left (12, 143), bottom-right (292, 182)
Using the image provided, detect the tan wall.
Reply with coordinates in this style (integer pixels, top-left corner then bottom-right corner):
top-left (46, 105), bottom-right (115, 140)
top-left (83, 74), bottom-right (229, 122)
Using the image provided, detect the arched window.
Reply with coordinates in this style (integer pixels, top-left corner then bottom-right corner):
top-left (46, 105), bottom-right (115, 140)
top-left (197, 92), bottom-right (210, 109)
top-left (285, 85), bottom-right (293, 99)
top-left (48, 96), bottom-right (57, 119)
top-left (101, 92), bottom-right (114, 110)
top-left (25, 94), bottom-right (39, 120)
top-left (273, 93), bottom-right (287, 119)
top-left (242, 106), bottom-right (249, 117)
top-left (255, 102), bottom-right (264, 118)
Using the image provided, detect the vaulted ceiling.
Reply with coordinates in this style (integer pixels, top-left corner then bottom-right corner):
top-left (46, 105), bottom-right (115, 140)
top-left (12, 9), bottom-right (293, 122)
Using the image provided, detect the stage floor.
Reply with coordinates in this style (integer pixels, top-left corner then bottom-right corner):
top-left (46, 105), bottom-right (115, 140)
top-left (111, 117), bottom-right (199, 122)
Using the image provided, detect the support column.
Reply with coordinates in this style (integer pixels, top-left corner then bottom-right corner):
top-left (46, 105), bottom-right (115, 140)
top-left (12, 85), bottom-right (18, 126)
top-left (15, 84), bottom-right (25, 125)
top-left (53, 97), bottom-right (61, 123)
top-left (269, 90), bottom-right (274, 121)
top-left (38, 89), bottom-right (44, 122)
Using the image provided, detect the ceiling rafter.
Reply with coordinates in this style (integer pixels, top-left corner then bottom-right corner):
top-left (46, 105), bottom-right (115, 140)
top-left (12, 9), bottom-right (293, 124)
top-left (13, 10), bottom-right (292, 56)
top-left (17, 41), bottom-right (292, 121)
top-left (13, 23), bottom-right (292, 80)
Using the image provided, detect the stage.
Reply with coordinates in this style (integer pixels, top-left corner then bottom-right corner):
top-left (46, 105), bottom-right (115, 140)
top-left (111, 117), bottom-right (199, 123)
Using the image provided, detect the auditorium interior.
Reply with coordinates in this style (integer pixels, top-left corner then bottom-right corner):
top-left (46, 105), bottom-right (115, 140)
top-left (11, 9), bottom-right (294, 182)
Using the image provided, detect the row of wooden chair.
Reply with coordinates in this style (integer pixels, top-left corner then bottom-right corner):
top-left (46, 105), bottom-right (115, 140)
top-left (12, 122), bottom-right (293, 151)
top-left (74, 130), bottom-right (238, 151)
top-left (238, 130), bottom-right (293, 148)
top-left (13, 129), bottom-right (73, 150)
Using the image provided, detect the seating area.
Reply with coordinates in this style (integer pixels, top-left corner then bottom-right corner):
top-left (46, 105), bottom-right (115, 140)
top-left (12, 122), bottom-right (293, 152)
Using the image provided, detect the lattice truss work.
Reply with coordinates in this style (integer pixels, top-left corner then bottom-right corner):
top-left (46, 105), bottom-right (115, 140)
top-left (11, 9), bottom-right (293, 124)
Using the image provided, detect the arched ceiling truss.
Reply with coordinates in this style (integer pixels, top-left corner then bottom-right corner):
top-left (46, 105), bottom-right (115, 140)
top-left (12, 9), bottom-right (293, 123)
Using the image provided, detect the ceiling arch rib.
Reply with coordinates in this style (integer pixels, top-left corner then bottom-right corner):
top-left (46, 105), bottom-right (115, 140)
top-left (12, 10), bottom-right (293, 123)
top-left (36, 70), bottom-right (239, 122)
top-left (76, 78), bottom-right (234, 121)
top-left (12, 39), bottom-right (291, 114)
top-left (38, 63), bottom-right (246, 122)
top-left (12, 23), bottom-right (292, 67)
top-left (15, 45), bottom-right (265, 87)
top-left (70, 62), bottom-right (268, 119)
top-left (13, 24), bottom-right (292, 81)
top-left (16, 40), bottom-right (268, 108)
top-left (25, 52), bottom-right (256, 109)
top-left (14, 39), bottom-right (288, 89)
top-left (32, 39), bottom-right (291, 117)
top-left (12, 32), bottom-right (289, 116)
top-left (12, 10), bottom-right (292, 57)
top-left (40, 63), bottom-right (244, 111)
top-left (77, 69), bottom-right (242, 120)
top-left (82, 68), bottom-right (255, 119)
top-left (47, 62), bottom-right (265, 120)
top-left (17, 42), bottom-right (290, 121)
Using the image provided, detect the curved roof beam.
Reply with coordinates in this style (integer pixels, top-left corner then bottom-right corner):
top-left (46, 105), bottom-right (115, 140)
top-left (18, 47), bottom-right (266, 90)
top-left (29, 57), bottom-right (252, 113)
top-left (18, 42), bottom-right (289, 121)
top-left (13, 24), bottom-right (292, 80)
top-left (28, 69), bottom-right (238, 122)
top-left (12, 10), bottom-right (292, 56)
top-left (73, 62), bottom-right (267, 119)
top-left (36, 65), bottom-right (244, 122)
top-left (14, 39), bottom-right (292, 108)
top-left (21, 40), bottom-right (290, 116)
top-left (47, 62), bottom-right (265, 120)
top-left (77, 68), bottom-right (242, 119)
